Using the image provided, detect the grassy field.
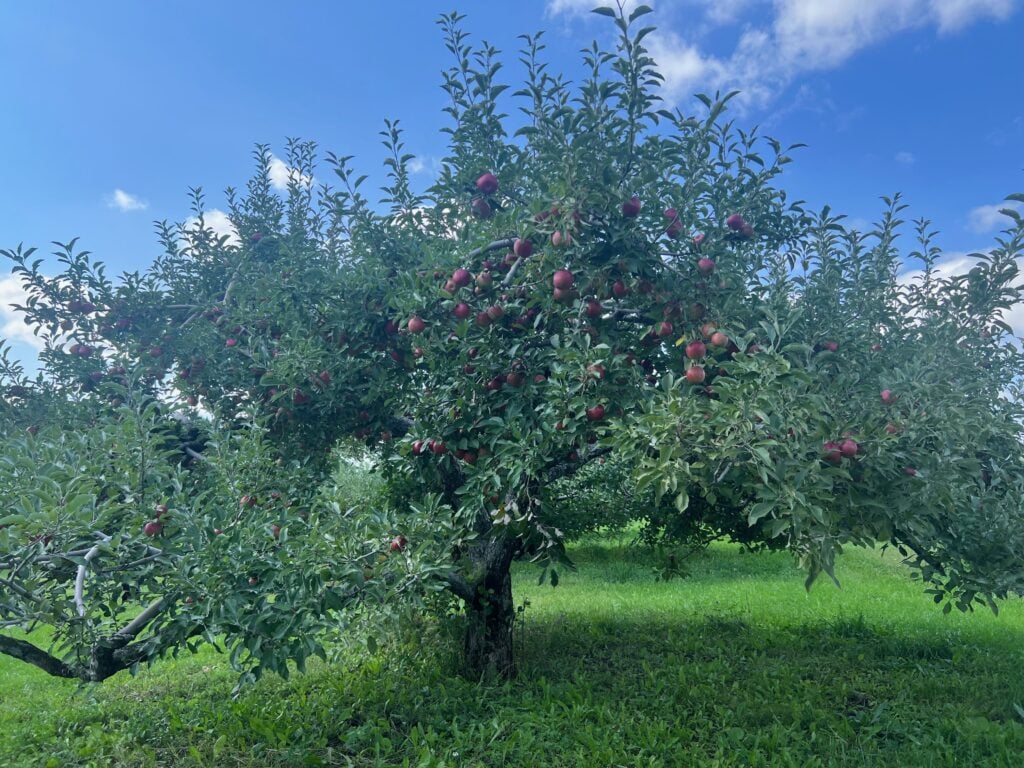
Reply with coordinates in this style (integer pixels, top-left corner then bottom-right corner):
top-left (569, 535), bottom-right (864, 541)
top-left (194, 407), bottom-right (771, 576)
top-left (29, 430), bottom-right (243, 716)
top-left (2, 538), bottom-right (1023, 767)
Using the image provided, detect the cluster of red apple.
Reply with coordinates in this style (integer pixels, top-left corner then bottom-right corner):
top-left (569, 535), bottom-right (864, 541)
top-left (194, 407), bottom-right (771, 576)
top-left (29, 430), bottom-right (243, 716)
top-left (470, 172), bottom-right (500, 219)
top-left (821, 436), bottom-right (859, 464)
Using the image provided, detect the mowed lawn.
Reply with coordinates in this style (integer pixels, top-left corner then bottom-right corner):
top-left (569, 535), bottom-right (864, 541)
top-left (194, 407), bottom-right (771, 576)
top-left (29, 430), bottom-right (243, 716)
top-left (2, 539), bottom-right (1023, 767)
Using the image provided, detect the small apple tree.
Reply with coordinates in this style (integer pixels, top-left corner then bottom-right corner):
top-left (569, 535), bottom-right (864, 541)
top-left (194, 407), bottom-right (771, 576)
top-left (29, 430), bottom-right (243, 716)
top-left (3, 4), bottom-right (1024, 682)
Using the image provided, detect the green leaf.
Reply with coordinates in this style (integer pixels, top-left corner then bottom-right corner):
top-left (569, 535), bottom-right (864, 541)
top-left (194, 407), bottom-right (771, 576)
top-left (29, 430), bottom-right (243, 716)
top-left (591, 6), bottom-right (617, 18)
top-left (628, 5), bottom-right (654, 22)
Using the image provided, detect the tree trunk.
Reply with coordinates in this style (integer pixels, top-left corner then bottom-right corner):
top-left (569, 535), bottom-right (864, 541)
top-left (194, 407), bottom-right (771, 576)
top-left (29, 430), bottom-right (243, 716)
top-left (461, 535), bottom-right (517, 679)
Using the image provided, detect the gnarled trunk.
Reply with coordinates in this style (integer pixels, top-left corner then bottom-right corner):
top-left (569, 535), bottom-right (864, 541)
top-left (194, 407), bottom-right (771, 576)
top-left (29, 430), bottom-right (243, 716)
top-left (461, 534), bottom-right (517, 679)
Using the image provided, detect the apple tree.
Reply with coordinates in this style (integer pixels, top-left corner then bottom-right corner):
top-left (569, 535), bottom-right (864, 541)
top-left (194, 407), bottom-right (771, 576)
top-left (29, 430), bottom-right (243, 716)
top-left (3, 4), bottom-right (1024, 683)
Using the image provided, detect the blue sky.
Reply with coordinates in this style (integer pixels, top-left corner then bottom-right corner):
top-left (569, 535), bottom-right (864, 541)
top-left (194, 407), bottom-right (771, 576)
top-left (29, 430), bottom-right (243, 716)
top-left (1, 0), bottom-right (1022, 361)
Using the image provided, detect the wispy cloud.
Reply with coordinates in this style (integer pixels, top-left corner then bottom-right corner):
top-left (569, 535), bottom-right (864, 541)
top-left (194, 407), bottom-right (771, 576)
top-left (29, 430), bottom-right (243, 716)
top-left (638, 0), bottom-right (1019, 108)
top-left (545, 0), bottom-right (646, 17)
top-left (895, 151), bottom-right (915, 165)
top-left (968, 200), bottom-right (1023, 233)
top-left (106, 188), bottom-right (148, 212)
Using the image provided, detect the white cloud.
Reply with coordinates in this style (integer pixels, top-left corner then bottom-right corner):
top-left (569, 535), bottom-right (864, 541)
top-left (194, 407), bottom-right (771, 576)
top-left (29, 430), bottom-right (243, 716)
top-left (895, 151), bottom-right (915, 165)
top-left (932, 0), bottom-right (1015, 31)
top-left (106, 189), bottom-right (148, 212)
top-left (690, 0), bottom-right (759, 25)
top-left (0, 274), bottom-right (45, 350)
top-left (181, 209), bottom-right (241, 247)
top-left (268, 154), bottom-right (313, 191)
top-left (644, 0), bottom-right (1019, 108)
top-left (546, 0), bottom-right (646, 17)
top-left (968, 201), bottom-right (1023, 233)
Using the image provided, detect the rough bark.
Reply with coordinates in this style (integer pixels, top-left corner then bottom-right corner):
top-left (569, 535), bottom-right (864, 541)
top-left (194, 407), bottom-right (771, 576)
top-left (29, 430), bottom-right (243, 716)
top-left (461, 534), bottom-right (518, 680)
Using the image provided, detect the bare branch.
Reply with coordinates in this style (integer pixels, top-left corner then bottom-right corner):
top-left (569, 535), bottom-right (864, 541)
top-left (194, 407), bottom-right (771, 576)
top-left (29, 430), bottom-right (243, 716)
top-left (111, 598), bottom-right (164, 647)
top-left (0, 634), bottom-right (75, 678)
top-left (501, 254), bottom-right (524, 287)
top-left (466, 238), bottom-right (515, 261)
top-left (74, 533), bottom-right (111, 618)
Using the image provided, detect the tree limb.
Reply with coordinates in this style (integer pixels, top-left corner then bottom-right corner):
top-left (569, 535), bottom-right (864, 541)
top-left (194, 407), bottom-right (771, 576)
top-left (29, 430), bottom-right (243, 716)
top-left (466, 237), bottom-right (515, 261)
top-left (544, 446), bottom-right (613, 484)
top-left (74, 533), bottom-right (111, 618)
top-left (0, 634), bottom-right (75, 678)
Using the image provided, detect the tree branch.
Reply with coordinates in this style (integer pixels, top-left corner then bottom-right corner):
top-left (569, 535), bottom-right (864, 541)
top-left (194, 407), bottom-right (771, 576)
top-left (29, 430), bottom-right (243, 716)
top-left (0, 634), bottom-right (75, 678)
top-left (111, 598), bottom-right (164, 647)
top-left (443, 571), bottom-right (476, 602)
top-left (544, 446), bottom-right (613, 483)
top-left (74, 534), bottom-right (111, 618)
top-left (466, 238), bottom-right (515, 261)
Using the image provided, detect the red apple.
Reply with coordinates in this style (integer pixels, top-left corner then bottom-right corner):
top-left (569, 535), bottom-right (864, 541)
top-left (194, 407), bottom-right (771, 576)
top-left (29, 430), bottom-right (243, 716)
top-left (476, 272), bottom-right (493, 288)
top-left (270, 524), bottom-right (281, 539)
top-left (685, 340), bottom-right (707, 359)
top-left (822, 442), bottom-right (842, 464)
top-left (693, 233), bottom-right (705, 248)
top-left (710, 331), bottom-right (729, 347)
top-left (621, 196), bottom-right (641, 218)
top-left (656, 321), bottom-right (674, 338)
top-left (587, 363), bottom-right (606, 379)
top-left (697, 258), bottom-right (716, 275)
top-left (318, 370), bottom-right (332, 385)
top-left (513, 238), bottom-right (533, 258)
top-left (486, 304), bottom-right (504, 321)
top-left (453, 302), bottom-right (472, 320)
top-left (612, 280), bottom-right (629, 298)
top-left (551, 231), bottom-right (572, 248)
top-left (240, 494), bottom-right (257, 508)
top-left (407, 316), bottom-right (426, 333)
top-left (685, 365), bottom-right (706, 384)
top-left (586, 300), bottom-right (603, 318)
top-left (839, 439), bottom-right (859, 458)
top-left (553, 269), bottom-right (575, 290)
top-left (586, 404), bottom-right (606, 421)
top-left (475, 311), bottom-right (492, 328)
top-left (475, 173), bottom-right (498, 195)
top-left (726, 213), bottom-right (745, 231)
top-left (904, 466), bottom-right (918, 476)
top-left (505, 372), bottom-right (524, 387)
top-left (143, 520), bottom-right (163, 537)
top-left (880, 389), bottom-right (896, 405)
top-left (452, 268), bottom-right (473, 287)
top-left (471, 198), bottom-right (492, 219)
top-left (430, 440), bottom-right (446, 456)
top-left (739, 222), bottom-right (754, 238)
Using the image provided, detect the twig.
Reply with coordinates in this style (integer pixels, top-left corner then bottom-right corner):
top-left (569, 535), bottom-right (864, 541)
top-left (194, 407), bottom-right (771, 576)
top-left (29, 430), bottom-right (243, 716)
top-left (74, 533), bottom-right (111, 618)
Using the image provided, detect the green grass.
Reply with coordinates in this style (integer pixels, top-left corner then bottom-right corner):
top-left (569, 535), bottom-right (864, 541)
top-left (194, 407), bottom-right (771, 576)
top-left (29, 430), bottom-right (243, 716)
top-left (3, 540), bottom-right (1024, 767)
